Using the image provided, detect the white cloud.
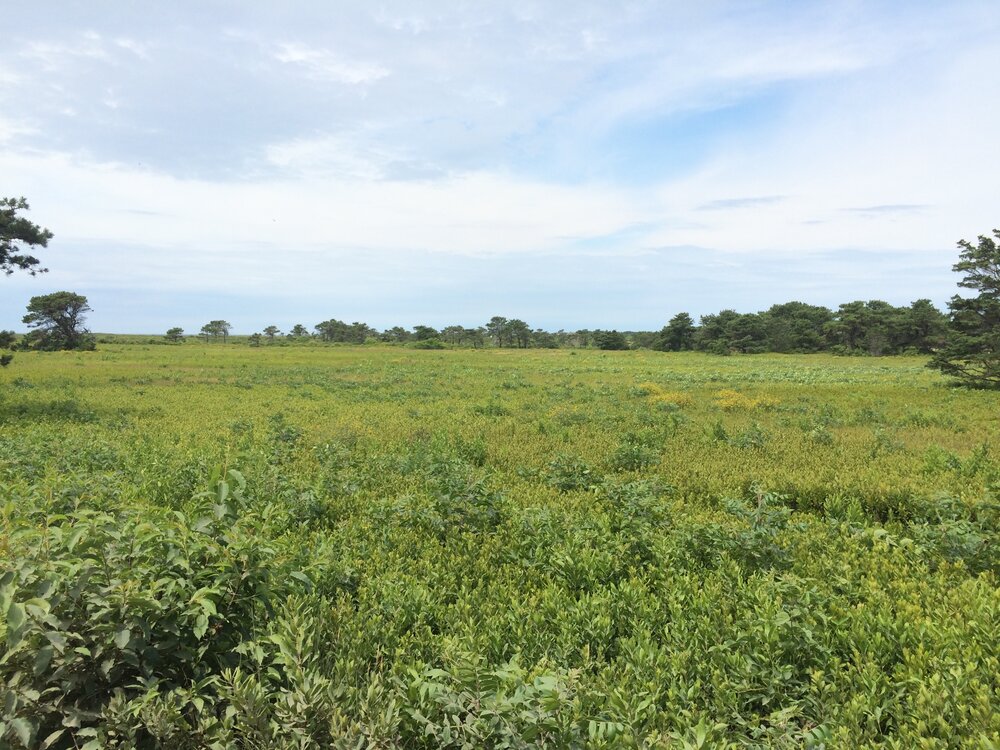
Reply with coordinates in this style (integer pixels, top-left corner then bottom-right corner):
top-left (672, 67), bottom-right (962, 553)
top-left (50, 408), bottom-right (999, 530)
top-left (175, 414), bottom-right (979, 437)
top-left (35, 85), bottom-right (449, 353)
top-left (19, 31), bottom-right (111, 70)
top-left (114, 37), bottom-right (149, 60)
top-left (272, 42), bottom-right (389, 85)
top-left (0, 116), bottom-right (36, 143)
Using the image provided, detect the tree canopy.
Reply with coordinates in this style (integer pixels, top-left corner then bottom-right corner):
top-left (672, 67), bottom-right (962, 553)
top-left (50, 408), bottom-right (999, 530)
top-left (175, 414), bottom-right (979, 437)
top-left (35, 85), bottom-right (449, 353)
top-left (200, 320), bottom-right (232, 343)
top-left (928, 229), bottom-right (1000, 388)
top-left (22, 291), bottom-right (94, 351)
top-left (1, 197), bottom-right (53, 276)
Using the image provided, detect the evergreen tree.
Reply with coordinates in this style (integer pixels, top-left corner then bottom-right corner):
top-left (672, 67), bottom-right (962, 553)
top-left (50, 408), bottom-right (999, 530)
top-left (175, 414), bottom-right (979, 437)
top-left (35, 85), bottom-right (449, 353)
top-left (929, 229), bottom-right (1000, 387)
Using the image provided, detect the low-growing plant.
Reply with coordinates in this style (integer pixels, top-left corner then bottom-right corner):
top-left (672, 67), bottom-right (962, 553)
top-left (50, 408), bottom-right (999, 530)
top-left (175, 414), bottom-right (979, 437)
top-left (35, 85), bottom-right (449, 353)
top-left (608, 436), bottom-right (659, 472)
top-left (544, 453), bottom-right (600, 492)
top-left (714, 389), bottom-right (780, 411)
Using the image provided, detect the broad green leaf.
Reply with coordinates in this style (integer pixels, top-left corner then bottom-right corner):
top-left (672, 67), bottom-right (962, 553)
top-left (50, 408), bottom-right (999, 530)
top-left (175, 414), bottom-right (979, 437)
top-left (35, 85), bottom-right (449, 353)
top-left (6, 602), bottom-right (25, 631)
top-left (41, 729), bottom-right (66, 749)
top-left (33, 645), bottom-right (53, 676)
top-left (66, 527), bottom-right (86, 551)
top-left (9, 717), bottom-right (34, 746)
top-left (114, 628), bottom-right (130, 649)
top-left (194, 614), bottom-right (209, 640)
top-left (24, 598), bottom-right (50, 618)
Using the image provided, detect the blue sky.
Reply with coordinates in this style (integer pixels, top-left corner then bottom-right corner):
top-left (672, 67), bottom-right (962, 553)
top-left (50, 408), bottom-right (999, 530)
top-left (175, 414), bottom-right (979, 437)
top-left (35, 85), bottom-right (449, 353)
top-left (2, 1), bottom-right (998, 333)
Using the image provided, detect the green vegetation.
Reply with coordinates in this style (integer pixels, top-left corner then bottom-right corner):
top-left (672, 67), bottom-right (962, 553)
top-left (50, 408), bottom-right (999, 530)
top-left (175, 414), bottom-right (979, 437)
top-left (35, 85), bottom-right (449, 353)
top-left (164, 328), bottom-right (184, 344)
top-left (1, 344), bottom-right (997, 747)
top-left (930, 229), bottom-right (1000, 388)
top-left (1, 197), bottom-right (53, 277)
top-left (20, 292), bottom-right (95, 352)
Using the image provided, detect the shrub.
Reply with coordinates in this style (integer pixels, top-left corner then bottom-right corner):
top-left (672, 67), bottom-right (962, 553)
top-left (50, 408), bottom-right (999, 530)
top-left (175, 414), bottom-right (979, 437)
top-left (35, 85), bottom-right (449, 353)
top-left (0, 470), bottom-right (300, 747)
top-left (544, 454), bottom-right (599, 492)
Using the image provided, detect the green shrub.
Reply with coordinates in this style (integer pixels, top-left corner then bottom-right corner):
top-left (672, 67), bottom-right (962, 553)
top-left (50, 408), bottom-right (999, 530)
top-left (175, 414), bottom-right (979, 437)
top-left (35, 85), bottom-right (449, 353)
top-left (544, 453), bottom-right (599, 492)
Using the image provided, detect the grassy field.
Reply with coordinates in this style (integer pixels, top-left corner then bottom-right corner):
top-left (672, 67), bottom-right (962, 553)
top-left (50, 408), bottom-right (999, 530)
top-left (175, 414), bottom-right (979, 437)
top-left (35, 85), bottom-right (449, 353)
top-left (1, 344), bottom-right (998, 748)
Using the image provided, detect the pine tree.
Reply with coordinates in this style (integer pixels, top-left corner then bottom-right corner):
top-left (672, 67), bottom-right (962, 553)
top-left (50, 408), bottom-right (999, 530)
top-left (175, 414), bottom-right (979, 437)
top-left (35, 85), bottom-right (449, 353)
top-left (929, 229), bottom-right (1000, 387)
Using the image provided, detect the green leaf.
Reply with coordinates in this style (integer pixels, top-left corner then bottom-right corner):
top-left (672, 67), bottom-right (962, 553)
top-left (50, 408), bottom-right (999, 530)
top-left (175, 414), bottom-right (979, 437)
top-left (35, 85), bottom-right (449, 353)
top-left (24, 598), bottom-right (50, 618)
top-left (33, 645), bottom-right (53, 676)
top-left (114, 628), bottom-right (130, 649)
top-left (66, 526), bottom-right (86, 552)
top-left (44, 631), bottom-right (67, 653)
top-left (9, 717), bottom-right (35, 746)
top-left (7, 602), bottom-right (25, 631)
top-left (41, 729), bottom-right (66, 748)
top-left (34, 579), bottom-right (54, 600)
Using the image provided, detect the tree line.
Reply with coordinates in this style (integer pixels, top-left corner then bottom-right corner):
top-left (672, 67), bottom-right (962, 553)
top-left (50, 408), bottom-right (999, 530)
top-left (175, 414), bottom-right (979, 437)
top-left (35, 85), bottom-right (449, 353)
top-left (2, 195), bottom-right (999, 387)
top-left (175, 300), bottom-right (948, 357)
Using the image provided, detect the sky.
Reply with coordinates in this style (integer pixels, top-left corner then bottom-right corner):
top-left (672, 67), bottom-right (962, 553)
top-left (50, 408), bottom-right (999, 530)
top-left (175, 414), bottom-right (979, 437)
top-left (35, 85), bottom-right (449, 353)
top-left (2, 1), bottom-right (999, 334)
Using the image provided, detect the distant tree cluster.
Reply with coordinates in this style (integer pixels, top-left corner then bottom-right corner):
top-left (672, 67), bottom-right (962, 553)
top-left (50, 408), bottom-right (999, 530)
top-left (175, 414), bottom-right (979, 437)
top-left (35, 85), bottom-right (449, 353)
top-left (314, 319), bottom-right (377, 344)
top-left (186, 300), bottom-right (950, 358)
top-left (199, 320), bottom-right (231, 343)
top-left (670, 299), bottom-right (948, 356)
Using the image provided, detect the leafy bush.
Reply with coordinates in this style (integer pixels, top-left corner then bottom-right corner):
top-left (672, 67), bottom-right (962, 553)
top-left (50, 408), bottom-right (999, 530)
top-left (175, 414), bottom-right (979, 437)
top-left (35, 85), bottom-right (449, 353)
top-left (411, 338), bottom-right (445, 349)
top-left (544, 453), bottom-right (599, 492)
top-left (425, 458), bottom-right (506, 537)
top-left (395, 655), bottom-right (583, 748)
top-left (607, 436), bottom-right (659, 472)
top-left (0, 470), bottom-right (301, 747)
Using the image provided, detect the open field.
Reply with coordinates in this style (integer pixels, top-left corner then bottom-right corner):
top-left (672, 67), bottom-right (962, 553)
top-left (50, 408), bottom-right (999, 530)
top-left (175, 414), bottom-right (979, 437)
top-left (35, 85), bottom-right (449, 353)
top-left (1, 345), bottom-right (998, 748)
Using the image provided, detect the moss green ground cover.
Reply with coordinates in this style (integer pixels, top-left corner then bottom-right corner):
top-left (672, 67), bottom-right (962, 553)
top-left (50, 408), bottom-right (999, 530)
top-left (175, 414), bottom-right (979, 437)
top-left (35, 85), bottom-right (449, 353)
top-left (1, 345), bottom-right (997, 748)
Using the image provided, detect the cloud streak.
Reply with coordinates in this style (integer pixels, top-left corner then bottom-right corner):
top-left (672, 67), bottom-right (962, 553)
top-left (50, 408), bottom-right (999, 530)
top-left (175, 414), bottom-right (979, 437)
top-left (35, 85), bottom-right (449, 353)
top-left (698, 196), bottom-right (785, 211)
top-left (271, 42), bottom-right (389, 85)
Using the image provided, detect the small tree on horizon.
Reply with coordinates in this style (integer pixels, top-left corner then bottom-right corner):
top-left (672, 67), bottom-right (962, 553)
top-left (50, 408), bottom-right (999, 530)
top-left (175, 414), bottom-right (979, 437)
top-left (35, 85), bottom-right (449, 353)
top-left (413, 325), bottom-right (439, 341)
top-left (594, 329), bottom-right (628, 350)
top-left (655, 312), bottom-right (696, 351)
top-left (22, 291), bottom-right (95, 351)
top-left (486, 316), bottom-right (509, 347)
top-left (165, 327), bottom-right (184, 343)
top-left (200, 320), bottom-right (231, 343)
